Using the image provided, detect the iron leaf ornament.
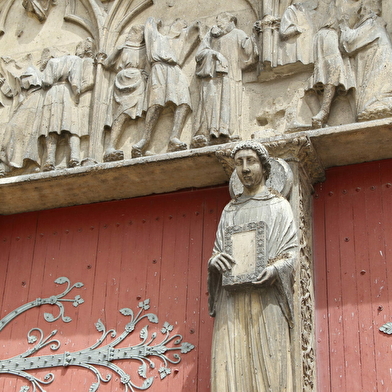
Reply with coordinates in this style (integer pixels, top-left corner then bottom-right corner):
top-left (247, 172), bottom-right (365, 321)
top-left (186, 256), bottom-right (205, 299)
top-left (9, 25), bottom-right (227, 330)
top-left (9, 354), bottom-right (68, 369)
top-left (380, 322), bottom-right (392, 335)
top-left (0, 277), bottom-right (195, 392)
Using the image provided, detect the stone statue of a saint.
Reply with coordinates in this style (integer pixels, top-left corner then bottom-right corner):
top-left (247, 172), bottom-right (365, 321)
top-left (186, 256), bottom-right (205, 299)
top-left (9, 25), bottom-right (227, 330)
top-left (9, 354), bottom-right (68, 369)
top-left (131, 17), bottom-right (200, 158)
top-left (192, 13), bottom-right (258, 148)
top-left (208, 141), bottom-right (297, 392)
top-left (101, 25), bottom-right (147, 162)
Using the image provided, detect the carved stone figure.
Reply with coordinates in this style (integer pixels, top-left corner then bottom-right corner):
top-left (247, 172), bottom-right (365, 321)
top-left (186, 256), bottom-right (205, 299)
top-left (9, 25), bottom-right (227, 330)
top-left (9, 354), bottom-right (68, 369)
top-left (340, 0), bottom-right (392, 121)
top-left (0, 48), bottom-right (52, 176)
top-left (40, 39), bottom-right (95, 171)
top-left (279, 0), bottom-right (316, 66)
top-left (208, 141), bottom-right (297, 392)
top-left (0, 65), bottom-right (43, 174)
top-left (22, 0), bottom-right (56, 22)
top-left (306, 0), bottom-right (355, 128)
top-left (192, 13), bottom-right (258, 148)
top-left (101, 25), bottom-right (147, 162)
top-left (131, 17), bottom-right (200, 158)
top-left (73, 38), bottom-right (96, 165)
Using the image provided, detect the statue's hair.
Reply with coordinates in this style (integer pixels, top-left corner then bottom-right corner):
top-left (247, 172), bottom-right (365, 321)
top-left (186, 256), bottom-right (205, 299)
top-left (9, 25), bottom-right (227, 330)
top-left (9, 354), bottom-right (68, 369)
top-left (231, 141), bottom-right (271, 180)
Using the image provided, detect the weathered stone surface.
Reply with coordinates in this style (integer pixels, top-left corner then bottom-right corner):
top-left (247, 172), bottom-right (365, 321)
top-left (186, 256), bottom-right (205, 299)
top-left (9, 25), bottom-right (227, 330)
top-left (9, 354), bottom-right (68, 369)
top-left (208, 142), bottom-right (298, 392)
top-left (2, 118), bottom-right (392, 215)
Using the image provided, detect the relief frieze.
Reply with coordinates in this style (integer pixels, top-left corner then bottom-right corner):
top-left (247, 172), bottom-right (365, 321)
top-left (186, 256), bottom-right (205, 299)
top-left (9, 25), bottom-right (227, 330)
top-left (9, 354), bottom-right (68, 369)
top-left (0, 0), bottom-right (389, 180)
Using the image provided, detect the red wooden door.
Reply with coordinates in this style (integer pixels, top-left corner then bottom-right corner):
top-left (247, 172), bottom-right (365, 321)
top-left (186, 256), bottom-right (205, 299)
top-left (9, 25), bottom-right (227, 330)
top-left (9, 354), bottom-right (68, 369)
top-left (314, 159), bottom-right (392, 392)
top-left (0, 186), bottom-right (230, 392)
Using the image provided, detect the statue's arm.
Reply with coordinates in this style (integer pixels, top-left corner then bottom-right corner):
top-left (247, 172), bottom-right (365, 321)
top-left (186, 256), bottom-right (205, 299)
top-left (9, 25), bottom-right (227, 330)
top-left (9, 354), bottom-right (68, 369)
top-left (279, 6), bottom-right (303, 40)
top-left (102, 46), bottom-right (123, 69)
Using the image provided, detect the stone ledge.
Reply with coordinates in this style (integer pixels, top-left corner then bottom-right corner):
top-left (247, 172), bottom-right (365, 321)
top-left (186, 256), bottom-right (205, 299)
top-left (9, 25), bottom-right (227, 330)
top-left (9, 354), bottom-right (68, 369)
top-left (0, 148), bottom-right (229, 215)
top-left (294, 117), bottom-right (392, 168)
top-left (1, 118), bottom-right (392, 215)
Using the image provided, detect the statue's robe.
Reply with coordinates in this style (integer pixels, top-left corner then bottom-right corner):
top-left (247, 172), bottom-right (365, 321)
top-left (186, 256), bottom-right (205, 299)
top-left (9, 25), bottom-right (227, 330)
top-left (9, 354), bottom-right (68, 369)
top-left (144, 17), bottom-right (196, 110)
top-left (194, 27), bottom-right (257, 138)
top-left (1, 66), bottom-right (43, 169)
top-left (40, 55), bottom-right (85, 138)
top-left (208, 190), bottom-right (297, 392)
top-left (279, 2), bottom-right (316, 66)
top-left (105, 42), bottom-right (146, 128)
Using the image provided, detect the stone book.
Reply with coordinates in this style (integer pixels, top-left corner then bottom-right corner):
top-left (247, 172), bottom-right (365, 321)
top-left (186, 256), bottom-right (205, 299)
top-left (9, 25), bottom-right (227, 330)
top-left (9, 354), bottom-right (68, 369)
top-left (222, 221), bottom-right (267, 290)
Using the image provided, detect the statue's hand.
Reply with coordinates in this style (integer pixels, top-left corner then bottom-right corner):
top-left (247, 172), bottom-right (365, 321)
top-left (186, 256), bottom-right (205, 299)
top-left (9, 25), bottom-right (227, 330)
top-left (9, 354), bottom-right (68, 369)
top-left (216, 53), bottom-right (228, 68)
top-left (253, 266), bottom-right (277, 286)
top-left (208, 252), bottom-right (236, 273)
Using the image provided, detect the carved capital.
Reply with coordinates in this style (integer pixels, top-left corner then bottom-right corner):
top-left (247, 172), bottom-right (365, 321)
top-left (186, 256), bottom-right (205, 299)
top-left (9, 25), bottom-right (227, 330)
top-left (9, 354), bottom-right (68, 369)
top-left (255, 15), bottom-right (280, 33)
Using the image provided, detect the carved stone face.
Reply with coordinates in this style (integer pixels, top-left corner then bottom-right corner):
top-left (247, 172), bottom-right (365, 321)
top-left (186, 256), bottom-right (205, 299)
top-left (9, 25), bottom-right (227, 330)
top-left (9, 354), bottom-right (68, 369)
top-left (234, 149), bottom-right (265, 191)
top-left (216, 13), bottom-right (231, 30)
top-left (127, 25), bottom-right (144, 44)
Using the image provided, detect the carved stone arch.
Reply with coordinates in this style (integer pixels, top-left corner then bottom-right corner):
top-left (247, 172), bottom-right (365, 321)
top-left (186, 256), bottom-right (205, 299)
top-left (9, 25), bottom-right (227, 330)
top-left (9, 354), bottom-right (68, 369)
top-left (0, 0), bottom-right (16, 35)
top-left (245, 0), bottom-right (261, 18)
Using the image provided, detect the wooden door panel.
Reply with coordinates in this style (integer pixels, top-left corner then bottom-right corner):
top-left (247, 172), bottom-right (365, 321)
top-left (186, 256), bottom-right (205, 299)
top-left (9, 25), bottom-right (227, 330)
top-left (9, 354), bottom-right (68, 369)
top-left (314, 159), bottom-right (392, 392)
top-left (0, 186), bottom-right (230, 392)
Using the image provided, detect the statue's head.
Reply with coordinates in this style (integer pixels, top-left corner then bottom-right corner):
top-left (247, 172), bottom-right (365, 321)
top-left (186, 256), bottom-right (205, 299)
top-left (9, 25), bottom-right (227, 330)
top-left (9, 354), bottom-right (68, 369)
top-left (231, 141), bottom-right (271, 191)
top-left (216, 12), bottom-right (237, 30)
top-left (76, 37), bottom-right (95, 58)
top-left (84, 37), bottom-right (95, 58)
top-left (126, 25), bottom-right (145, 44)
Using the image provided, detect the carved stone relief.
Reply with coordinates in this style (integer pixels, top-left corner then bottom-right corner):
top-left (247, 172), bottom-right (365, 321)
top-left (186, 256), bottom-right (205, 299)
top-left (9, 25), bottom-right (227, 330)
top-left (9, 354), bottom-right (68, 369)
top-left (0, 0), bottom-right (390, 181)
top-left (22, 0), bottom-right (56, 22)
top-left (191, 12), bottom-right (258, 148)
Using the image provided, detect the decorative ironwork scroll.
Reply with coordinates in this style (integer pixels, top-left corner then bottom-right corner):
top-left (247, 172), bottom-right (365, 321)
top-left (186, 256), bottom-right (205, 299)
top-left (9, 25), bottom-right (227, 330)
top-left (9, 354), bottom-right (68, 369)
top-left (0, 277), bottom-right (195, 392)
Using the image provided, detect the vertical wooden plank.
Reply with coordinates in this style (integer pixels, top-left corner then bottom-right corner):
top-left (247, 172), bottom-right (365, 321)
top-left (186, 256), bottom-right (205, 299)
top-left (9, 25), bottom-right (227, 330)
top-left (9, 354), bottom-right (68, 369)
top-left (198, 186), bottom-right (230, 391)
top-left (313, 182), bottom-right (331, 392)
top-left (184, 192), bottom-right (206, 391)
top-left (363, 162), bottom-right (391, 390)
top-left (323, 169), bottom-right (345, 391)
top-left (336, 168), bottom-right (363, 392)
top-left (378, 159), bottom-right (392, 390)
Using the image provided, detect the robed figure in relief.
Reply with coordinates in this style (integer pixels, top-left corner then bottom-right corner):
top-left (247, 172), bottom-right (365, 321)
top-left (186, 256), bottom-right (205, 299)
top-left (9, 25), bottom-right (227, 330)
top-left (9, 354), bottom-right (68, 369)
top-left (340, 0), bottom-right (392, 121)
top-left (0, 65), bottom-right (43, 172)
top-left (132, 17), bottom-right (200, 157)
top-left (40, 38), bottom-right (95, 170)
top-left (102, 25), bottom-right (147, 162)
top-left (208, 141), bottom-right (297, 392)
top-left (192, 12), bottom-right (258, 147)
